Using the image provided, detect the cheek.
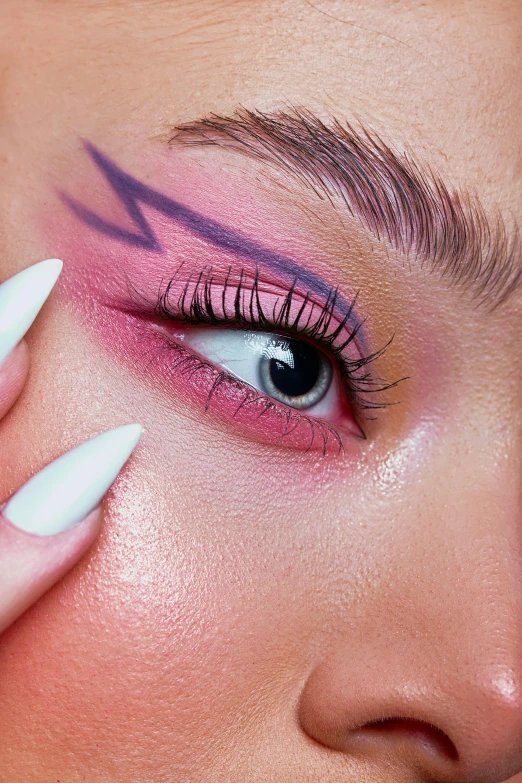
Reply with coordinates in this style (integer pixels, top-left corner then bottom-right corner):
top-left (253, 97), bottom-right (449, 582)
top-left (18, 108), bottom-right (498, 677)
top-left (0, 325), bottom-right (348, 776)
top-left (0, 277), bottom-right (385, 776)
top-left (0, 313), bottom-right (268, 771)
top-left (0, 463), bottom-right (342, 778)
top-left (0, 475), bottom-right (267, 773)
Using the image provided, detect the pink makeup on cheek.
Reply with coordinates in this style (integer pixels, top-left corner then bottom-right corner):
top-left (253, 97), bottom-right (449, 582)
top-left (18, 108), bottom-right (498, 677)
top-left (42, 143), bottom-right (385, 454)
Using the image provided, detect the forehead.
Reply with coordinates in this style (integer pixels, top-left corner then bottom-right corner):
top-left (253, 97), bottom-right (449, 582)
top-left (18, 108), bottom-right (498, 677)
top-left (2, 0), bottom-right (521, 283)
top-left (15, 0), bottom-right (520, 180)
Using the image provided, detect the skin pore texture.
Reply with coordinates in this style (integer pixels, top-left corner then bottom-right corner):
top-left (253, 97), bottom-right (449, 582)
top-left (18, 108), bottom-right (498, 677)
top-left (0, 0), bottom-right (522, 781)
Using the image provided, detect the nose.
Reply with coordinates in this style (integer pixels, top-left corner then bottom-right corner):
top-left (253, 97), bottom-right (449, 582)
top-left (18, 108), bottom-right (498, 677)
top-left (298, 440), bottom-right (522, 783)
top-left (298, 644), bottom-right (522, 783)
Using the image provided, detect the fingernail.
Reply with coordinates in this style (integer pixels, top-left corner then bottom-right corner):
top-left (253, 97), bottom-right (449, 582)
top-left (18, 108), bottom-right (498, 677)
top-left (0, 258), bottom-right (63, 365)
top-left (3, 424), bottom-right (143, 536)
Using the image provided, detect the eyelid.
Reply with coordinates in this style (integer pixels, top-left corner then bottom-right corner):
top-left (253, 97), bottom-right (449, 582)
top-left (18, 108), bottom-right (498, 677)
top-left (154, 324), bottom-right (342, 416)
top-left (137, 264), bottom-right (394, 418)
top-left (147, 319), bottom-right (356, 452)
top-left (141, 265), bottom-right (363, 362)
top-left (125, 270), bottom-right (394, 449)
top-left (121, 263), bottom-right (399, 437)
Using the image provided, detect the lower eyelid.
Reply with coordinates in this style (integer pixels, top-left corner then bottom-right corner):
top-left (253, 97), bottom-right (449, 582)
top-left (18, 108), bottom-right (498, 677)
top-left (146, 320), bottom-right (359, 454)
top-left (179, 325), bottom-right (343, 417)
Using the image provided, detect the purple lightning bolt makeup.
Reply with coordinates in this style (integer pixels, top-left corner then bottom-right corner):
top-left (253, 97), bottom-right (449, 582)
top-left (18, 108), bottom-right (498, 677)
top-left (47, 142), bottom-right (400, 454)
top-left (61, 142), bottom-right (365, 337)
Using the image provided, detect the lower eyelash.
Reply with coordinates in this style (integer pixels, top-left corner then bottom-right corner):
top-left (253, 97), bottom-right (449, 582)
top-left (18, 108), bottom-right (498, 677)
top-left (146, 329), bottom-right (345, 456)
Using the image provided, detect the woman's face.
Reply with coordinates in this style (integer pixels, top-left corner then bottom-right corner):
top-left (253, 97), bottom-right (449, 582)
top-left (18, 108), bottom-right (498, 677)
top-left (1, 1), bottom-right (522, 781)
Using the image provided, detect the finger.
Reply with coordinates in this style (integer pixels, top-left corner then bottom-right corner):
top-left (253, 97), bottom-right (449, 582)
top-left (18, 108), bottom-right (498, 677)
top-left (0, 258), bottom-right (63, 417)
top-left (0, 423), bottom-right (143, 634)
top-left (0, 340), bottom-right (29, 420)
top-left (0, 507), bottom-right (102, 632)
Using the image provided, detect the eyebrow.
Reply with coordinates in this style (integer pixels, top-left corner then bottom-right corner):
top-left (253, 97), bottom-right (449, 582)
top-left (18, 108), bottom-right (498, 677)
top-left (168, 108), bottom-right (522, 310)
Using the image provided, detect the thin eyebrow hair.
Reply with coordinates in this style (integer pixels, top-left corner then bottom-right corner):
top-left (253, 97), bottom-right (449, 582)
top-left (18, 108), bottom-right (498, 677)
top-left (168, 108), bottom-right (522, 310)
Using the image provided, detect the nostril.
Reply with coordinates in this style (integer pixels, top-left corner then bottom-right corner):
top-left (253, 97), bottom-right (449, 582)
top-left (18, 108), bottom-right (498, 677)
top-left (358, 717), bottom-right (459, 762)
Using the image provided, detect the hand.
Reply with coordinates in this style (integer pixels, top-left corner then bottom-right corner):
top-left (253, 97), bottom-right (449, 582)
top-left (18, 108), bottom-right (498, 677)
top-left (0, 259), bottom-right (142, 634)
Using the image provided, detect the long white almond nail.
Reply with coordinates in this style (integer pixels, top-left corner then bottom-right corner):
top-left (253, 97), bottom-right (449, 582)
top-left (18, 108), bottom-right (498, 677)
top-left (0, 258), bottom-right (63, 365)
top-left (3, 424), bottom-right (143, 536)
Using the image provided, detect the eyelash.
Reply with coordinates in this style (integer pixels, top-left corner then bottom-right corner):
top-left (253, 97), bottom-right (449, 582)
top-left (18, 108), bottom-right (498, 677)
top-left (128, 265), bottom-right (399, 449)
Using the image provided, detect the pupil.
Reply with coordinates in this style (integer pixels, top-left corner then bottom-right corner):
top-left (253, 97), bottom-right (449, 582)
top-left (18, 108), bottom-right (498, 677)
top-left (269, 342), bottom-right (321, 398)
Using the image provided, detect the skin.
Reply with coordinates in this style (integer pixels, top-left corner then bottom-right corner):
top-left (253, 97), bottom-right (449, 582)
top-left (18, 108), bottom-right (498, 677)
top-left (0, 0), bottom-right (521, 781)
top-left (0, 351), bottom-right (102, 629)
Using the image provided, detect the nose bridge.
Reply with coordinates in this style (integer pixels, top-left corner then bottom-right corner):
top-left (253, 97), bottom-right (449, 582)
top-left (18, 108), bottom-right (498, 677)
top-left (298, 430), bottom-right (522, 783)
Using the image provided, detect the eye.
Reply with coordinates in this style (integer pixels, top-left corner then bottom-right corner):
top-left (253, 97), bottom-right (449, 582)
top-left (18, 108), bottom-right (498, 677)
top-left (127, 268), bottom-right (398, 449)
top-left (177, 326), bottom-right (339, 415)
top-left (258, 335), bottom-right (332, 409)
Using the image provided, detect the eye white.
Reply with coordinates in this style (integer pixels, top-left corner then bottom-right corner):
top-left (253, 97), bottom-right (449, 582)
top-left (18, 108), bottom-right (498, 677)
top-left (180, 326), bottom-right (338, 415)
